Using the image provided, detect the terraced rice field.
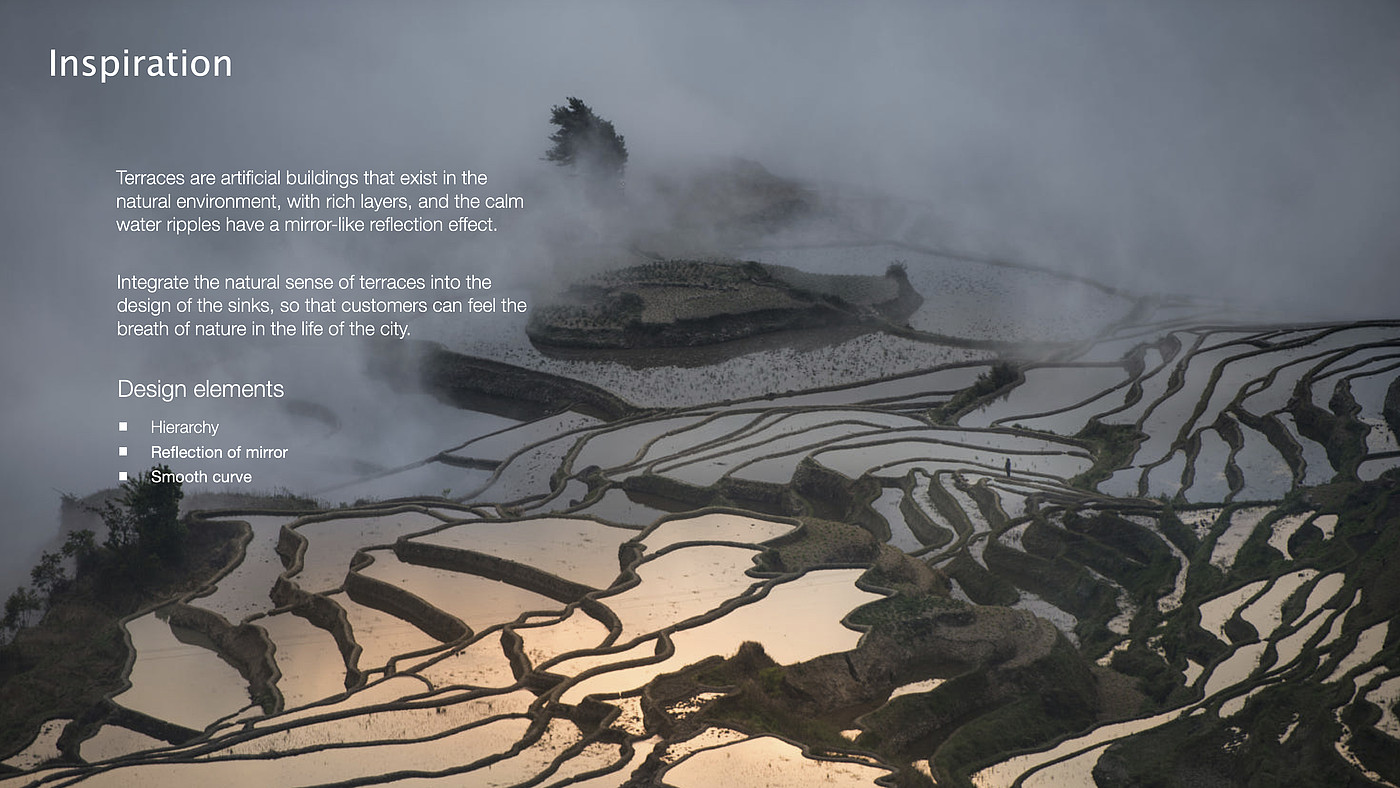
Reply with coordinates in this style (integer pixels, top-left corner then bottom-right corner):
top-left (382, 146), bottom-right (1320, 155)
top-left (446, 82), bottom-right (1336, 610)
top-left (5, 227), bottom-right (1399, 788)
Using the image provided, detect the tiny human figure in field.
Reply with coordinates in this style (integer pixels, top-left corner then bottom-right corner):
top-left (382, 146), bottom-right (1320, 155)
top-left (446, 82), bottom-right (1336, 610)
top-left (1005, 458), bottom-right (1011, 477)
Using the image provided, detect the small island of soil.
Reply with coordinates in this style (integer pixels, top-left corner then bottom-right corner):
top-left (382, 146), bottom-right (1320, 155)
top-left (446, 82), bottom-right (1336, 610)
top-left (526, 259), bottom-right (923, 351)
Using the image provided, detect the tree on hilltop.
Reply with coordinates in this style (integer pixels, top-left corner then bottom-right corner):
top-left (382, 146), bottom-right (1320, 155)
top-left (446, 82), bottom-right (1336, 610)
top-left (98, 465), bottom-right (186, 565)
top-left (544, 97), bottom-right (628, 190)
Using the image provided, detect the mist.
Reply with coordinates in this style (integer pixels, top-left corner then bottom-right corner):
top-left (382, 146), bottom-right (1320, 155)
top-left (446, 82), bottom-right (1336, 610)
top-left (2, 0), bottom-right (1399, 590)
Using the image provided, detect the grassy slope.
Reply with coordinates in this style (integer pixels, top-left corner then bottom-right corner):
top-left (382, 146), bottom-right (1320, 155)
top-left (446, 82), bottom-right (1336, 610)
top-left (0, 519), bottom-right (245, 763)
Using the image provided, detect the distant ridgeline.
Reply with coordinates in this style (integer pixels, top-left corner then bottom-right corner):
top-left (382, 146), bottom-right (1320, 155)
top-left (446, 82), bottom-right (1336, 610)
top-left (526, 259), bottom-right (923, 350)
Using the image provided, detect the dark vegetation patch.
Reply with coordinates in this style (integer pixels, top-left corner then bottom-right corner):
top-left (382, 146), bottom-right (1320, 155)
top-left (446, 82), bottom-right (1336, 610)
top-left (1288, 377), bottom-right (1370, 482)
top-left (1384, 375), bottom-right (1400, 439)
top-left (1089, 473), bottom-right (1400, 786)
top-left (942, 552), bottom-right (1019, 607)
top-left (1069, 420), bottom-right (1146, 491)
top-left (1093, 682), bottom-right (1363, 788)
top-left (641, 605), bottom-right (1104, 788)
top-left (930, 361), bottom-right (1020, 425)
top-left (0, 518), bottom-right (246, 764)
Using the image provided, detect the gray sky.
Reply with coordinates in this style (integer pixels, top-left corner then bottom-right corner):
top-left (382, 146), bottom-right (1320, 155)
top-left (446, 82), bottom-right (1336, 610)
top-left (2, 0), bottom-right (1399, 585)
top-left (8, 1), bottom-right (1400, 297)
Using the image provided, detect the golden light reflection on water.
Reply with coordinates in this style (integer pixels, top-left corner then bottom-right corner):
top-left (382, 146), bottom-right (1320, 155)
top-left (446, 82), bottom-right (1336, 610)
top-left (113, 613), bottom-right (252, 731)
top-left (13, 314), bottom-right (1399, 786)
top-left (664, 735), bottom-right (891, 788)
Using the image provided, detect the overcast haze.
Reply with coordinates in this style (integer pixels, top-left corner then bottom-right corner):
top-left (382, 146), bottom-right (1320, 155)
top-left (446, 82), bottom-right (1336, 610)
top-left (2, 0), bottom-right (1399, 587)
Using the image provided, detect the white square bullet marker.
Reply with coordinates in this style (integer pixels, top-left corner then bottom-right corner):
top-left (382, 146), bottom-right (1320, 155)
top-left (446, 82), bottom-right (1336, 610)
top-left (119, 446), bottom-right (128, 456)
top-left (118, 471), bottom-right (128, 481)
top-left (118, 421), bottom-right (128, 431)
